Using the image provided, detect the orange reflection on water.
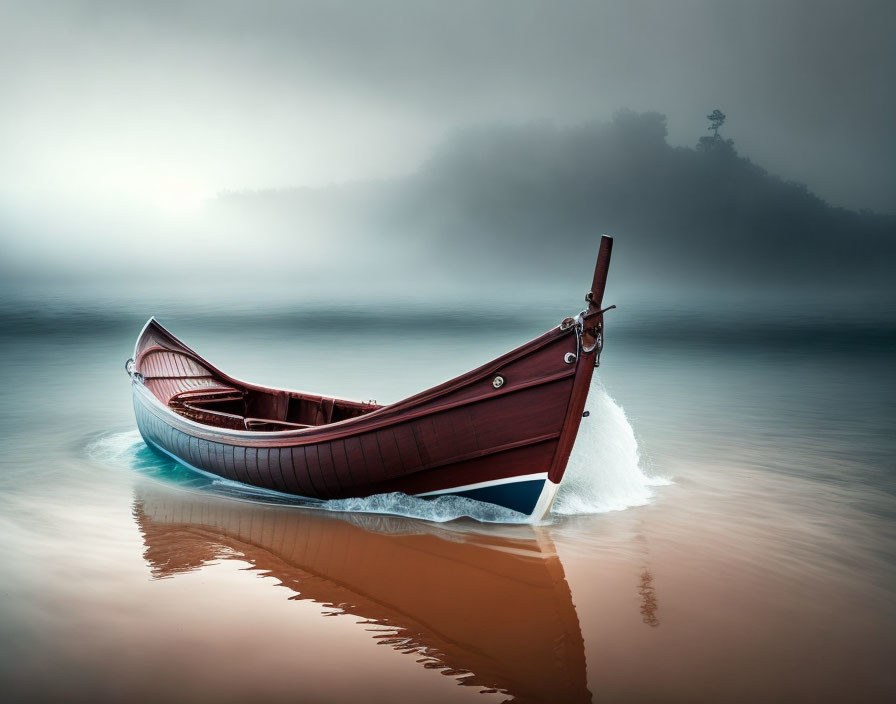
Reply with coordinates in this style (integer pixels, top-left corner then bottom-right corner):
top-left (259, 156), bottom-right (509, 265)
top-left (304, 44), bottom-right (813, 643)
top-left (133, 486), bottom-right (592, 704)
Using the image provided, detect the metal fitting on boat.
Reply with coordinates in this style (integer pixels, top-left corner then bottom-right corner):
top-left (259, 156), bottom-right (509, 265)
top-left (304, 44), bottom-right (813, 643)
top-left (582, 323), bottom-right (602, 354)
top-left (562, 312), bottom-right (585, 365)
top-left (125, 358), bottom-right (144, 383)
top-left (492, 375), bottom-right (505, 389)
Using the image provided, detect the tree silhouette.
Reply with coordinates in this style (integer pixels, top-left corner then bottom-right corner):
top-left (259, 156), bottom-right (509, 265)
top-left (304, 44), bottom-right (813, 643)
top-left (707, 109), bottom-right (726, 138)
top-left (697, 109), bottom-right (735, 155)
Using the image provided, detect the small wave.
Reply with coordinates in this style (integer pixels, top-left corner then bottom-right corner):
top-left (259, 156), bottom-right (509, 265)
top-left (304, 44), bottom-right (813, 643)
top-left (553, 380), bottom-right (670, 515)
top-left (87, 429), bottom-right (145, 465)
top-left (324, 493), bottom-right (527, 523)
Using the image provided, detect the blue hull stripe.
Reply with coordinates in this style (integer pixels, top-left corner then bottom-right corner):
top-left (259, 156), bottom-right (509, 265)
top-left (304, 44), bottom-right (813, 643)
top-left (427, 478), bottom-right (546, 515)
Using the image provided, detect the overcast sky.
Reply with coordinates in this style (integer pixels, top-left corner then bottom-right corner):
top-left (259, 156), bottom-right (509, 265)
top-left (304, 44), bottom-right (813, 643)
top-left (2, 0), bottom-right (893, 214)
top-left (1, 0), bottom-right (894, 296)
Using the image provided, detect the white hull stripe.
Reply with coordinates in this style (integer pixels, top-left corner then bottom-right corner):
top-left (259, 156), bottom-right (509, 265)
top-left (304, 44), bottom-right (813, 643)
top-left (413, 472), bottom-right (549, 497)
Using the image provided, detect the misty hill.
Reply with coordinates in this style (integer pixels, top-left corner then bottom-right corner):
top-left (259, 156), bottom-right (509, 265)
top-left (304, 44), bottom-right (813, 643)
top-left (214, 111), bottom-right (895, 296)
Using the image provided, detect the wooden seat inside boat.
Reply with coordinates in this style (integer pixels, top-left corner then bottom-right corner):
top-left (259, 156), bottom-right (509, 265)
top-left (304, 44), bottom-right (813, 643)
top-left (140, 344), bottom-right (380, 432)
top-left (169, 387), bottom-right (379, 432)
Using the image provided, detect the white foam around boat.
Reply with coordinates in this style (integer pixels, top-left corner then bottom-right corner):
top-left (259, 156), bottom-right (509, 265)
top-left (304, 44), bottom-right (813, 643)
top-left (553, 379), bottom-right (670, 515)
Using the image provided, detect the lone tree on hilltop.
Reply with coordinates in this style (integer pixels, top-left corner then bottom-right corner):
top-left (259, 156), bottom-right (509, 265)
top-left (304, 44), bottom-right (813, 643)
top-left (707, 109), bottom-right (726, 138)
top-left (697, 108), bottom-right (736, 155)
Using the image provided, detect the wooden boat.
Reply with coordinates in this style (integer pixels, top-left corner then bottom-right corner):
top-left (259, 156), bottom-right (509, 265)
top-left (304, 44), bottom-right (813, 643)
top-left (134, 484), bottom-right (591, 702)
top-left (128, 236), bottom-right (614, 520)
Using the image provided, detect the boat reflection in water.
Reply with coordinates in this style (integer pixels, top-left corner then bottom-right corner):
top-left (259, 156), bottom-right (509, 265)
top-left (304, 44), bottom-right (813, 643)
top-left (133, 485), bottom-right (591, 703)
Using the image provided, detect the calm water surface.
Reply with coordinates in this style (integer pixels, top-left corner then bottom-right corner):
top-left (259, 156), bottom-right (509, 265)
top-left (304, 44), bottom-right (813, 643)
top-left (0, 295), bottom-right (894, 702)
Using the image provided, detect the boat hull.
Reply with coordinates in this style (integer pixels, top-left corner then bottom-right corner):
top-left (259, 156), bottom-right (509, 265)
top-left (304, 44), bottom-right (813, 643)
top-left (136, 399), bottom-right (562, 516)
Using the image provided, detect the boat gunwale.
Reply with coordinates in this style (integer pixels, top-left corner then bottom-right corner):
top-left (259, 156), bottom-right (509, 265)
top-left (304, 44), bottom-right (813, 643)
top-left (132, 353), bottom-right (576, 448)
top-left (132, 317), bottom-right (576, 445)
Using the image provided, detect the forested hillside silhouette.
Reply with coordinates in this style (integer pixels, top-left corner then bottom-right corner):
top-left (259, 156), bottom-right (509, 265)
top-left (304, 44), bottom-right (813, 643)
top-left (216, 111), bottom-right (895, 293)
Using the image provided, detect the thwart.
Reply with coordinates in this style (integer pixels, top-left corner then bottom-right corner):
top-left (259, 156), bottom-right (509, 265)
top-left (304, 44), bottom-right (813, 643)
top-left (127, 236), bottom-right (614, 521)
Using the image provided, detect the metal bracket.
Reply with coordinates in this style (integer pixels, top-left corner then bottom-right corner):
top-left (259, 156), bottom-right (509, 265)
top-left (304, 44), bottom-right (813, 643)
top-left (125, 358), bottom-right (144, 383)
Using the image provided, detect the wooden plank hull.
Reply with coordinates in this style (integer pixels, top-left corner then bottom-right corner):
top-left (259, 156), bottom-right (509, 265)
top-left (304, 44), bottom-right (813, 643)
top-left (128, 238), bottom-right (614, 520)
